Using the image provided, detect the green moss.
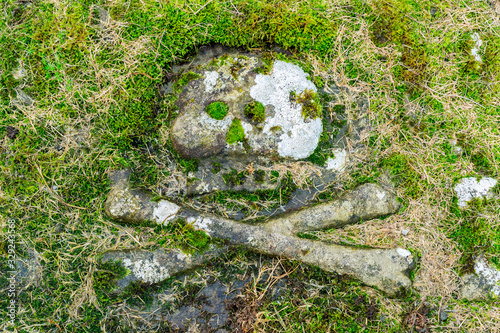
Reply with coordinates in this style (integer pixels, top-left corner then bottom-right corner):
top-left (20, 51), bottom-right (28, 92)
top-left (173, 71), bottom-right (202, 93)
top-left (313, 76), bottom-right (325, 88)
top-left (369, 0), bottom-right (427, 88)
top-left (254, 51), bottom-right (275, 75)
top-left (222, 168), bottom-right (247, 186)
top-left (293, 89), bottom-right (322, 119)
top-left (226, 118), bottom-right (245, 144)
top-left (296, 232), bottom-right (319, 240)
top-left (254, 169), bottom-right (266, 183)
top-left (380, 154), bottom-right (426, 200)
top-left (206, 101), bottom-right (229, 120)
top-left (449, 199), bottom-right (500, 271)
top-left (307, 95), bottom-right (335, 166)
top-left (244, 101), bottom-right (266, 122)
top-left (162, 218), bottom-right (211, 255)
top-left (94, 260), bottom-right (128, 292)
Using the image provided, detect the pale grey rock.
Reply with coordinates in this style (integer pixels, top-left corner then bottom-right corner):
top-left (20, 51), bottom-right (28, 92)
top-left (104, 171), bottom-right (410, 296)
top-left (460, 255), bottom-right (500, 301)
top-left (101, 246), bottom-right (226, 291)
top-left (169, 46), bottom-right (329, 160)
top-left (325, 148), bottom-right (348, 171)
top-left (454, 177), bottom-right (497, 207)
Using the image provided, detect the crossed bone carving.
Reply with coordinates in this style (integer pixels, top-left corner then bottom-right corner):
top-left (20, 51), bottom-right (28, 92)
top-left (103, 169), bottom-right (414, 296)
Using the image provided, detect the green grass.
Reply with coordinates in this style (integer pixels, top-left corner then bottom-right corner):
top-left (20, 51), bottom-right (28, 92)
top-left (206, 101), bottom-right (229, 120)
top-left (1, 0), bottom-right (500, 330)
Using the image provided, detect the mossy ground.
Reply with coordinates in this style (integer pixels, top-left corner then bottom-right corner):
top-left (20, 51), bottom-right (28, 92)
top-left (1, 0), bottom-right (500, 331)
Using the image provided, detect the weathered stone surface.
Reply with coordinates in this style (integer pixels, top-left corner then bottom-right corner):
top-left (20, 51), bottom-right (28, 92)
top-left (460, 255), bottom-right (500, 300)
top-left (186, 155), bottom-right (279, 195)
top-left (101, 246), bottom-right (227, 291)
top-left (263, 183), bottom-right (401, 235)
top-left (454, 177), bottom-right (497, 207)
top-left (104, 169), bottom-right (158, 224)
top-left (169, 47), bottom-right (324, 160)
top-left (102, 271), bottom-right (287, 331)
top-left (104, 170), bottom-right (411, 296)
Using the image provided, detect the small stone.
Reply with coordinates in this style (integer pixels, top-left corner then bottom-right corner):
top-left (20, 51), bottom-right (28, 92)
top-left (439, 310), bottom-right (448, 322)
top-left (454, 177), bottom-right (497, 207)
top-left (459, 255), bottom-right (500, 300)
top-left (325, 149), bottom-right (348, 171)
top-left (402, 229), bottom-right (409, 236)
top-left (6, 126), bottom-right (19, 140)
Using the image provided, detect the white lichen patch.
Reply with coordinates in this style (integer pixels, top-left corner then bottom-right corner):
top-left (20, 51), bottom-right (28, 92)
top-left (474, 256), bottom-right (500, 297)
top-left (241, 120), bottom-right (253, 136)
top-left (204, 71), bottom-right (219, 93)
top-left (375, 190), bottom-right (386, 200)
top-left (176, 251), bottom-right (192, 261)
top-left (122, 258), bottom-right (170, 284)
top-left (326, 149), bottom-right (348, 171)
top-left (153, 200), bottom-right (180, 225)
top-left (397, 248), bottom-right (412, 258)
top-left (454, 177), bottom-right (497, 207)
top-left (471, 33), bottom-right (483, 62)
top-left (187, 216), bottom-right (213, 236)
top-left (250, 60), bottom-right (322, 159)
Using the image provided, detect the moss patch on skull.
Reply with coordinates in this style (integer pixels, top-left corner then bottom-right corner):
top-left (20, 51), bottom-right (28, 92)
top-left (226, 118), bottom-right (245, 144)
top-left (294, 89), bottom-right (322, 119)
top-left (173, 71), bottom-right (202, 93)
top-left (244, 101), bottom-right (266, 123)
top-left (206, 101), bottom-right (229, 120)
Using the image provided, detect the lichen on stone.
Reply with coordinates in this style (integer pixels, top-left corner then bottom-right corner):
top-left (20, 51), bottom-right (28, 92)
top-left (325, 149), bottom-right (348, 171)
top-left (122, 258), bottom-right (170, 284)
top-left (454, 177), bottom-right (497, 207)
top-left (153, 200), bottom-right (180, 225)
top-left (204, 71), bottom-right (219, 93)
top-left (250, 60), bottom-right (323, 159)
